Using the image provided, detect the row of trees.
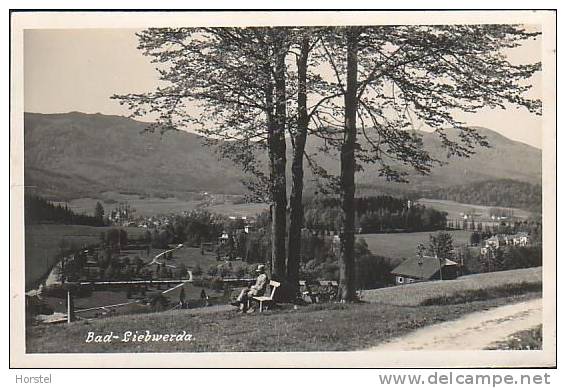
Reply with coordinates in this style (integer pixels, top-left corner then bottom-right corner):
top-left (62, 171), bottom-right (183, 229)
top-left (457, 244), bottom-right (542, 275)
top-left (25, 194), bottom-right (106, 226)
top-left (303, 195), bottom-right (447, 233)
top-left (304, 202), bottom-right (447, 233)
top-left (115, 25), bottom-right (541, 301)
top-left (479, 245), bottom-right (542, 273)
top-left (306, 195), bottom-right (408, 215)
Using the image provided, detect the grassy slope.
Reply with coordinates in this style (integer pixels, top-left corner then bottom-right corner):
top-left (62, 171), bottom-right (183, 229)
top-left (418, 198), bottom-right (532, 221)
top-left (26, 293), bottom-right (540, 353)
top-left (362, 267), bottom-right (542, 306)
top-left (25, 224), bottom-right (146, 289)
top-left (27, 268), bottom-right (542, 353)
top-left (361, 230), bottom-right (473, 265)
top-left (166, 246), bottom-right (220, 270)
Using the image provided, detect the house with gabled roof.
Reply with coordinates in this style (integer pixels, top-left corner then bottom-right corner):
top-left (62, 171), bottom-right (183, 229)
top-left (511, 232), bottom-right (530, 246)
top-left (391, 255), bottom-right (459, 285)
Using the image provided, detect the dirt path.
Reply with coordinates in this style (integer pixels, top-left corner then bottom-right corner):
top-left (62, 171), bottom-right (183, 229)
top-left (368, 298), bottom-right (542, 351)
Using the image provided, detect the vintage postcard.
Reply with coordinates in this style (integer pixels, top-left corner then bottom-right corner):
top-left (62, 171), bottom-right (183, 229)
top-left (9, 10), bottom-right (557, 368)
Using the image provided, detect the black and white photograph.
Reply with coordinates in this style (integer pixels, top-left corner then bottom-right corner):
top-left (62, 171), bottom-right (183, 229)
top-left (9, 10), bottom-right (557, 368)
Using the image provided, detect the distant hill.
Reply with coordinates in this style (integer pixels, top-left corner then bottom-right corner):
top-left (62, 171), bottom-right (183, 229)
top-left (24, 112), bottom-right (247, 199)
top-left (304, 126), bottom-right (542, 193)
top-left (24, 112), bottom-right (542, 200)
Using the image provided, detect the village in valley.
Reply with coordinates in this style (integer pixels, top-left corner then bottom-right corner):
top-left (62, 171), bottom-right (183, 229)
top-left (20, 21), bottom-right (548, 356)
top-left (25, 189), bottom-right (541, 330)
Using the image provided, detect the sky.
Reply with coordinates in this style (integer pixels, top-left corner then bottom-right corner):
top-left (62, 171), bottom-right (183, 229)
top-left (24, 28), bottom-right (543, 148)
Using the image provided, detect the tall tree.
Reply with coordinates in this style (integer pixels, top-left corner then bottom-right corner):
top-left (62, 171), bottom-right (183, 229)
top-left (286, 33), bottom-right (310, 292)
top-left (316, 25), bottom-right (541, 301)
top-left (286, 30), bottom-right (329, 296)
top-left (286, 28), bottom-right (346, 296)
top-left (268, 29), bottom-right (289, 280)
top-left (114, 25), bottom-right (541, 301)
top-left (94, 201), bottom-right (105, 223)
top-left (428, 231), bottom-right (455, 259)
top-left (113, 27), bottom-right (291, 281)
top-left (339, 26), bottom-right (361, 302)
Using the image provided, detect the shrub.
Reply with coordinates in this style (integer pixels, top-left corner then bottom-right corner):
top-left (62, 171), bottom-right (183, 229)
top-left (487, 325), bottom-right (542, 350)
top-left (192, 264), bottom-right (203, 277)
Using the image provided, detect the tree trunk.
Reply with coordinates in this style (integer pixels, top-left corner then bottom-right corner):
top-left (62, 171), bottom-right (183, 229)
top-left (287, 35), bottom-right (310, 297)
top-left (339, 28), bottom-right (359, 302)
top-left (268, 37), bottom-right (288, 281)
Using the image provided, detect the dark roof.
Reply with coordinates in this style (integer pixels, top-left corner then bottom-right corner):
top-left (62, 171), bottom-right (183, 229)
top-left (391, 256), bottom-right (458, 280)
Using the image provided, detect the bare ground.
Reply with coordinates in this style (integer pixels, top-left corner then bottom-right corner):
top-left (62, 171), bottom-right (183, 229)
top-left (367, 298), bottom-right (542, 351)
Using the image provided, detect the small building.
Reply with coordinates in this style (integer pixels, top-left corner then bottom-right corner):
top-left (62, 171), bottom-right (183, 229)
top-left (391, 255), bottom-right (459, 285)
top-left (484, 235), bottom-right (508, 249)
top-left (511, 232), bottom-right (530, 246)
top-left (480, 232), bottom-right (531, 254)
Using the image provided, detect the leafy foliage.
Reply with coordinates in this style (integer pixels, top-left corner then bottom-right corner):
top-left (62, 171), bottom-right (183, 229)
top-left (25, 194), bottom-right (106, 226)
top-left (303, 195), bottom-right (447, 233)
top-left (421, 179), bottom-right (542, 213)
top-left (112, 25), bottom-right (541, 298)
top-left (480, 245), bottom-right (542, 273)
top-left (428, 231), bottom-right (455, 260)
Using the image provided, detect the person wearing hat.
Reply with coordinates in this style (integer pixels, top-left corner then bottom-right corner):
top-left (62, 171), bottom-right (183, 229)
top-left (232, 264), bottom-right (268, 312)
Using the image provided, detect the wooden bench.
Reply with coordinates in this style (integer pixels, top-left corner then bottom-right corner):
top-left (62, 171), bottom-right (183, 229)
top-left (252, 280), bottom-right (280, 312)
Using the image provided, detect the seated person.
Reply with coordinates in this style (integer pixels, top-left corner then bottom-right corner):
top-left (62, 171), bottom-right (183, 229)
top-left (232, 264), bottom-right (268, 312)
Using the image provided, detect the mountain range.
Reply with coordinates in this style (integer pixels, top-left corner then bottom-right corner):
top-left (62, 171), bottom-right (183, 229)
top-left (23, 112), bottom-right (542, 200)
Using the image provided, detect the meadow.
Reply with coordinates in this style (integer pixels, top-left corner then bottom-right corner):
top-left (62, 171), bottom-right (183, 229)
top-left (417, 198), bottom-right (532, 221)
top-left (53, 192), bottom-right (201, 217)
top-left (26, 291), bottom-right (539, 353)
top-left (162, 246), bottom-right (220, 271)
top-left (25, 224), bottom-right (146, 290)
top-left (361, 267), bottom-right (542, 306)
top-left (56, 191), bottom-right (268, 218)
top-left (206, 202), bottom-right (268, 218)
top-left (361, 230), bottom-right (473, 265)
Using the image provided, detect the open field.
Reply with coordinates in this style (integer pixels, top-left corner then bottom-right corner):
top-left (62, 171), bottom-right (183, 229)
top-left (361, 230), bottom-right (473, 264)
top-left (362, 267), bottom-right (542, 306)
top-left (55, 191), bottom-right (268, 218)
top-left (26, 292), bottom-right (539, 353)
top-left (55, 192), bottom-right (201, 217)
top-left (205, 202), bottom-right (269, 218)
top-left (418, 198), bottom-right (531, 221)
top-left (25, 224), bottom-right (146, 290)
top-left (160, 246), bottom-right (220, 270)
top-left (53, 193), bottom-right (531, 222)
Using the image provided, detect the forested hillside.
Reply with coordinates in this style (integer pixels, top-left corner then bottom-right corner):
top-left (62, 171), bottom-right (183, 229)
top-left (420, 179), bottom-right (542, 213)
